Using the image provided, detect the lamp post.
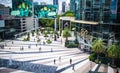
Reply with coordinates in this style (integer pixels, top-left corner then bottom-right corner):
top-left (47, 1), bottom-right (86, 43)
top-left (54, 18), bottom-right (57, 41)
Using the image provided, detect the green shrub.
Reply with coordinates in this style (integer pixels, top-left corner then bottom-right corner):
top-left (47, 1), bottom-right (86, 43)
top-left (67, 43), bottom-right (78, 48)
top-left (46, 39), bottom-right (52, 44)
top-left (23, 38), bottom-right (28, 41)
top-left (95, 59), bottom-right (101, 64)
top-left (99, 57), bottom-right (110, 64)
top-left (37, 38), bottom-right (41, 42)
top-left (74, 39), bottom-right (79, 44)
top-left (89, 53), bottom-right (96, 61)
top-left (44, 31), bottom-right (48, 37)
top-left (65, 40), bottom-right (69, 47)
top-left (65, 40), bottom-right (78, 48)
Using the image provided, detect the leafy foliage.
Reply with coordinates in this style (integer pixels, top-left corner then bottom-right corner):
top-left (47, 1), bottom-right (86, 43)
top-left (62, 28), bottom-right (71, 41)
top-left (44, 31), bottom-right (48, 37)
top-left (107, 44), bottom-right (120, 59)
top-left (92, 39), bottom-right (105, 54)
top-left (39, 18), bottom-right (54, 27)
top-left (46, 39), bottom-right (52, 44)
top-left (62, 11), bottom-right (75, 17)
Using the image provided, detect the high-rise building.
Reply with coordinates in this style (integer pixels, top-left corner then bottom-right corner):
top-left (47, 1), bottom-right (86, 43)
top-left (62, 2), bottom-right (66, 13)
top-left (53, 0), bottom-right (58, 5)
top-left (70, 0), bottom-right (75, 12)
top-left (0, 4), bottom-right (11, 19)
top-left (40, 2), bottom-right (47, 5)
top-left (33, 2), bottom-right (39, 6)
top-left (74, 0), bottom-right (120, 44)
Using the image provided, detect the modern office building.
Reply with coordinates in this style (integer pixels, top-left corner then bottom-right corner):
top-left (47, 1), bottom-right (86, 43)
top-left (62, 2), bottom-right (66, 13)
top-left (53, 0), bottom-right (58, 5)
top-left (70, 0), bottom-right (75, 12)
top-left (33, 2), bottom-right (39, 6)
top-left (0, 4), bottom-right (38, 39)
top-left (40, 2), bottom-right (47, 5)
top-left (74, 0), bottom-right (120, 44)
top-left (0, 4), bottom-right (11, 19)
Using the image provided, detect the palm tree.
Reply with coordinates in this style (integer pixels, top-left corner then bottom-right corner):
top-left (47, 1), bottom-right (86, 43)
top-left (107, 44), bottom-right (120, 65)
top-left (62, 28), bottom-right (71, 41)
top-left (92, 38), bottom-right (105, 60)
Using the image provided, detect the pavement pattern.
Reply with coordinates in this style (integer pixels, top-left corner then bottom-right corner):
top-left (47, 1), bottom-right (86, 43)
top-left (0, 33), bottom-right (108, 73)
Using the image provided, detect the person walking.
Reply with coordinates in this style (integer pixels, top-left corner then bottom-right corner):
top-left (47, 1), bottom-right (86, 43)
top-left (9, 47), bottom-right (11, 50)
top-left (54, 59), bottom-right (56, 64)
top-left (51, 48), bottom-right (53, 52)
top-left (21, 46), bottom-right (24, 51)
top-left (12, 41), bottom-right (14, 44)
top-left (39, 47), bottom-right (41, 52)
top-left (72, 64), bottom-right (75, 71)
top-left (36, 44), bottom-right (37, 47)
top-left (70, 58), bottom-right (72, 64)
top-left (28, 45), bottom-right (31, 48)
top-left (59, 56), bottom-right (61, 62)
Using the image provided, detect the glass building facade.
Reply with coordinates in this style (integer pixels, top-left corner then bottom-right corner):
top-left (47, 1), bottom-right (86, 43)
top-left (73, 0), bottom-right (120, 43)
top-left (70, 0), bottom-right (75, 12)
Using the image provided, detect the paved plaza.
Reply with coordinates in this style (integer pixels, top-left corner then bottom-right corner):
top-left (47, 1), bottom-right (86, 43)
top-left (0, 33), bottom-right (108, 73)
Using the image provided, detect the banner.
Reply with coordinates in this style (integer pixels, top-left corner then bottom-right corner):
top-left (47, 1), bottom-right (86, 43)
top-left (11, 0), bottom-right (32, 17)
top-left (34, 5), bottom-right (58, 18)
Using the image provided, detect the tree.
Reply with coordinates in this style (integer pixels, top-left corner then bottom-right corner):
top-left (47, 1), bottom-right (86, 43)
top-left (92, 39), bottom-right (105, 60)
top-left (46, 39), bottom-right (52, 44)
top-left (62, 11), bottom-right (75, 17)
top-left (107, 44), bottom-right (120, 65)
top-left (62, 28), bottom-right (71, 41)
top-left (39, 18), bottom-right (54, 27)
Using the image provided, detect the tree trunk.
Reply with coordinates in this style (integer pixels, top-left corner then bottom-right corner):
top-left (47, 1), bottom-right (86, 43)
top-left (112, 59), bottom-right (114, 66)
top-left (97, 53), bottom-right (99, 60)
top-left (66, 37), bottom-right (68, 41)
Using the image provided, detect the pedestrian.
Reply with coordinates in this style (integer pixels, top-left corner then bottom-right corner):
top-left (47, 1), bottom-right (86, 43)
top-left (28, 45), bottom-right (31, 48)
top-left (36, 44), bottom-right (37, 47)
top-left (72, 64), bottom-right (75, 71)
top-left (61, 38), bottom-right (62, 44)
top-left (54, 59), bottom-right (56, 64)
top-left (21, 46), bottom-right (24, 51)
top-left (9, 47), bottom-right (11, 50)
top-left (70, 58), bottom-right (72, 64)
top-left (116, 68), bottom-right (119, 73)
top-left (59, 56), bottom-right (61, 62)
top-left (51, 48), bottom-right (53, 52)
top-left (39, 47), bottom-right (41, 52)
top-left (12, 41), bottom-right (14, 44)
top-left (43, 41), bottom-right (45, 45)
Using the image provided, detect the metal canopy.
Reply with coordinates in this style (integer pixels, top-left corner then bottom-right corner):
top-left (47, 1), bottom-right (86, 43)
top-left (60, 16), bottom-right (99, 25)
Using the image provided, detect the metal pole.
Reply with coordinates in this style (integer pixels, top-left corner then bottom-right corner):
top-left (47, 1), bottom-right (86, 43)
top-left (54, 18), bottom-right (57, 31)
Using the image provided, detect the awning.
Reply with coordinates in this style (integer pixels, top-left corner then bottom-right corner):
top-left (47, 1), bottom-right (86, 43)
top-left (60, 17), bottom-right (99, 25)
top-left (71, 20), bottom-right (99, 25)
top-left (60, 17), bottom-right (75, 21)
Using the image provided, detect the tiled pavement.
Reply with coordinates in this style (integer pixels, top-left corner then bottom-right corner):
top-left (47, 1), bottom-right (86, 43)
top-left (0, 33), bottom-right (109, 73)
